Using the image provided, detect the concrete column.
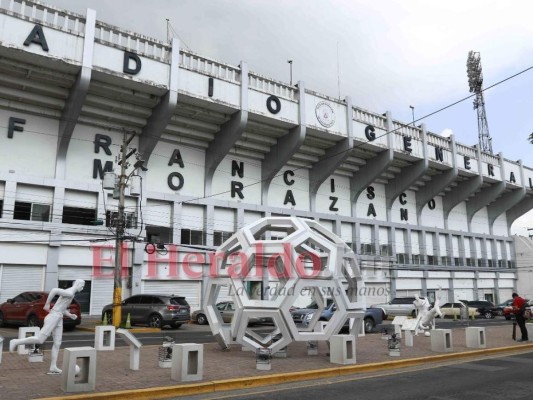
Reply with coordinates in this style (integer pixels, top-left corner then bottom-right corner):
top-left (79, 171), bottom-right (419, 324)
top-left (205, 205), bottom-right (214, 247)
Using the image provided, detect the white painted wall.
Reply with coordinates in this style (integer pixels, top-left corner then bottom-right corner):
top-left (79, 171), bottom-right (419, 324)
top-left (391, 190), bottom-right (417, 224)
top-left (355, 183), bottom-right (387, 221)
top-left (316, 175), bottom-right (351, 217)
top-left (249, 90), bottom-right (298, 124)
top-left (0, 110), bottom-right (58, 178)
top-left (0, 16), bottom-right (83, 62)
top-left (268, 168), bottom-right (309, 211)
top-left (181, 70), bottom-right (240, 108)
top-left (93, 43), bottom-right (169, 86)
top-left (471, 207), bottom-right (490, 234)
top-left (420, 195), bottom-right (445, 228)
top-left (66, 125), bottom-right (126, 183)
top-left (448, 202), bottom-right (468, 232)
top-left (146, 142), bottom-right (205, 197)
top-left (212, 155), bottom-right (261, 204)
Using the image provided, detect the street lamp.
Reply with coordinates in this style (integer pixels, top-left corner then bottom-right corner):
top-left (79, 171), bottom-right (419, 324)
top-left (409, 105), bottom-right (415, 126)
top-left (287, 60), bottom-right (293, 86)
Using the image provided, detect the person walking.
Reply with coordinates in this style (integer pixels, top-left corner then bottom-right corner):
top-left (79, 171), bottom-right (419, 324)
top-left (512, 292), bottom-right (529, 342)
top-left (9, 279), bottom-right (85, 373)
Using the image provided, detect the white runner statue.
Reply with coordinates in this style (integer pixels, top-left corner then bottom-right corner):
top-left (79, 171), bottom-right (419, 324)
top-left (9, 279), bottom-right (85, 374)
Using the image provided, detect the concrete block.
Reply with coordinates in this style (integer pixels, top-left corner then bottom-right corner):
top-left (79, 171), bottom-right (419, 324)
top-left (255, 348), bottom-right (272, 371)
top-left (391, 316), bottom-right (408, 338)
top-left (117, 329), bottom-right (142, 370)
top-left (526, 323), bottom-right (533, 341)
top-left (465, 327), bottom-right (486, 349)
top-left (94, 326), bottom-right (115, 351)
top-left (17, 327), bottom-right (40, 355)
top-left (307, 340), bottom-right (319, 355)
top-left (329, 335), bottom-right (356, 365)
top-left (27, 345), bottom-right (44, 362)
top-left (404, 330), bottom-right (414, 347)
top-left (430, 329), bottom-right (453, 352)
top-left (60, 347), bottom-right (97, 393)
top-left (171, 343), bottom-right (204, 382)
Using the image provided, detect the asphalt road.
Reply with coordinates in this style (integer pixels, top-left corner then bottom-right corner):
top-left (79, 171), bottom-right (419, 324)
top-left (183, 351), bottom-right (533, 400)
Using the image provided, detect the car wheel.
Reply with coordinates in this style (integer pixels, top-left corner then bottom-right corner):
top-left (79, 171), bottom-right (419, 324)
top-left (173, 323), bottom-right (182, 329)
top-left (496, 309), bottom-right (504, 316)
top-left (27, 314), bottom-right (39, 327)
top-left (505, 315), bottom-right (511, 320)
top-left (0, 311), bottom-right (4, 327)
top-left (483, 311), bottom-right (492, 319)
top-left (196, 314), bottom-right (208, 325)
top-left (364, 317), bottom-right (375, 333)
top-left (148, 314), bottom-right (163, 328)
top-left (411, 310), bottom-right (417, 318)
top-left (102, 311), bottom-right (113, 325)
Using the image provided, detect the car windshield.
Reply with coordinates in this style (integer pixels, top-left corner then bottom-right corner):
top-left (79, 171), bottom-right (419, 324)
top-left (170, 297), bottom-right (188, 306)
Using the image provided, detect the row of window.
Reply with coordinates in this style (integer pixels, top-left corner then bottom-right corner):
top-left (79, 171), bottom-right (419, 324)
top-left (0, 200), bottom-right (516, 266)
top-left (396, 253), bottom-right (514, 268)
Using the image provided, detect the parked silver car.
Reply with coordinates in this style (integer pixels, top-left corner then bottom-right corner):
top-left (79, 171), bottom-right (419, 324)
top-left (192, 301), bottom-right (270, 325)
top-left (102, 294), bottom-right (190, 329)
top-left (370, 297), bottom-right (422, 319)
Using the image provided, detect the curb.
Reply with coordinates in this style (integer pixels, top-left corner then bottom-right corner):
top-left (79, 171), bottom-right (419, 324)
top-left (36, 343), bottom-right (533, 400)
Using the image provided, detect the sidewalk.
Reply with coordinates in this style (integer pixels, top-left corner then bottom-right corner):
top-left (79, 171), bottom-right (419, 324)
top-left (1, 324), bottom-right (531, 400)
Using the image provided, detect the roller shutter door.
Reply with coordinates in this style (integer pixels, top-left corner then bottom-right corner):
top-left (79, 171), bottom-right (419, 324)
top-left (143, 280), bottom-right (201, 311)
top-left (0, 266), bottom-right (43, 303)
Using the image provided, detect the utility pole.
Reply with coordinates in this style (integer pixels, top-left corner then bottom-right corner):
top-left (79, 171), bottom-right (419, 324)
top-left (287, 60), bottom-right (293, 86)
top-left (112, 129), bottom-right (136, 328)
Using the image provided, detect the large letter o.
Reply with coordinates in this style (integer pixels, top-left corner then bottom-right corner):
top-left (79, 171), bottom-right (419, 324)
top-left (266, 95), bottom-right (281, 114)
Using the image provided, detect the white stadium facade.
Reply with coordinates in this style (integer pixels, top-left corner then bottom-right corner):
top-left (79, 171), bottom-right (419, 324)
top-left (0, 1), bottom-right (532, 315)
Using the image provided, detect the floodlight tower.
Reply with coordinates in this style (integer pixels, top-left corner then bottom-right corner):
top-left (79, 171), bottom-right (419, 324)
top-left (467, 51), bottom-right (493, 154)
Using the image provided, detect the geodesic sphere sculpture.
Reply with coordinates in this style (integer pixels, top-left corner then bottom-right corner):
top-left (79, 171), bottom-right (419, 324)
top-left (204, 216), bottom-right (366, 353)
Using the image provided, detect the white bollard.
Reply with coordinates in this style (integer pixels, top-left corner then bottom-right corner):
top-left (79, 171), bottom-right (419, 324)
top-left (404, 330), bottom-right (414, 347)
top-left (329, 335), bottom-right (356, 365)
top-left (526, 323), bottom-right (533, 341)
top-left (94, 326), bottom-right (116, 351)
top-left (171, 343), bottom-right (204, 382)
top-left (60, 347), bottom-right (97, 393)
top-left (307, 340), bottom-right (319, 355)
top-left (465, 327), bottom-right (486, 349)
top-left (17, 327), bottom-right (40, 355)
top-left (430, 329), bottom-right (453, 352)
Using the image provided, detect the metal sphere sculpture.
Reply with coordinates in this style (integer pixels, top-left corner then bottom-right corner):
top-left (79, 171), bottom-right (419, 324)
top-left (204, 216), bottom-right (366, 353)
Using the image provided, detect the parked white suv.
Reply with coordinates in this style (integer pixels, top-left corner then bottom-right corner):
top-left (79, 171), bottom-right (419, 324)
top-left (370, 297), bottom-right (421, 319)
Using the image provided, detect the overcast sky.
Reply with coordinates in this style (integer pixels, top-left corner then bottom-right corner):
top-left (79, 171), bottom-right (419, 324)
top-left (44, 0), bottom-right (533, 236)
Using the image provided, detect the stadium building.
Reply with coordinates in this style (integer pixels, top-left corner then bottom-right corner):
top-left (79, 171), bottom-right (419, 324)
top-left (0, 1), bottom-right (532, 314)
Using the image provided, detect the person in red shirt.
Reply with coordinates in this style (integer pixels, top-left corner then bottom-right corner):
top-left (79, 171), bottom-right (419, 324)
top-left (512, 292), bottom-right (529, 342)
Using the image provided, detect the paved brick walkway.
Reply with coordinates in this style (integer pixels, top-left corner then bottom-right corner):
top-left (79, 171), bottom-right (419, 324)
top-left (0, 324), bottom-right (530, 399)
